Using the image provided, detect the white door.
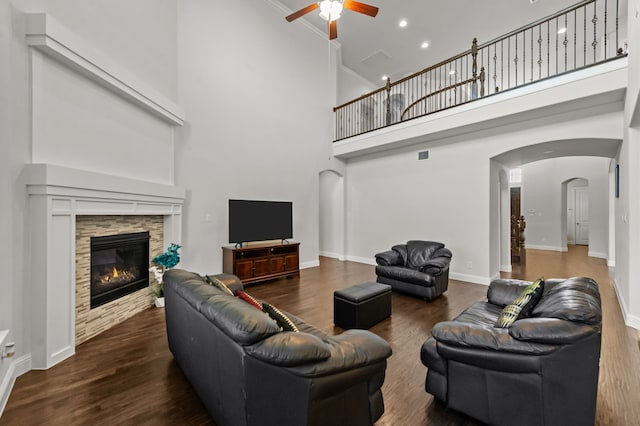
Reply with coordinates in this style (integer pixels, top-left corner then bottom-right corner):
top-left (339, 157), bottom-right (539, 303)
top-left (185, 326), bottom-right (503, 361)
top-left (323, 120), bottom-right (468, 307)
top-left (575, 187), bottom-right (589, 245)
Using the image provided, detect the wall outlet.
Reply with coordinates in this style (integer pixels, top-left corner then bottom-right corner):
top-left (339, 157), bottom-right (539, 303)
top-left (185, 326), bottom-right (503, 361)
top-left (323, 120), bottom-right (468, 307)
top-left (204, 213), bottom-right (213, 222)
top-left (466, 261), bottom-right (473, 269)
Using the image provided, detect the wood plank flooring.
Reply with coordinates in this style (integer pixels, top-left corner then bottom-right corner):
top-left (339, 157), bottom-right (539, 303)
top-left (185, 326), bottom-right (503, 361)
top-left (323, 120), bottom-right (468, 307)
top-left (2, 245), bottom-right (639, 425)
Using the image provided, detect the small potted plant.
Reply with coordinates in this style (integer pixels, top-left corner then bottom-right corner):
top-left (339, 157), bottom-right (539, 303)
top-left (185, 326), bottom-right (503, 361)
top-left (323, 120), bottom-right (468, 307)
top-left (149, 243), bottom-right (181, 308)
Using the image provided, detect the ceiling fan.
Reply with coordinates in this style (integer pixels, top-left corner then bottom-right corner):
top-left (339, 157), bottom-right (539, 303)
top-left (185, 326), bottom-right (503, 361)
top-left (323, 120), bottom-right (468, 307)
top-left (285, 0), bottom-right (379, 40)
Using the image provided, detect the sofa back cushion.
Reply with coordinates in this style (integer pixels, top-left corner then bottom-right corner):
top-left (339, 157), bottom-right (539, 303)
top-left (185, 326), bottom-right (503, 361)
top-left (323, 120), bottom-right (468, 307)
top-left (405, 240), bottom-right (445, 270)
top-left (532, 277), bottom-right (601, 325)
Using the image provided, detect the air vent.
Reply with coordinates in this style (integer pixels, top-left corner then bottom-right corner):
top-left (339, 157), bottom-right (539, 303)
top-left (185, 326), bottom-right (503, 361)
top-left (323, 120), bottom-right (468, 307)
top-left (418, 150), bottom-right (429, 160)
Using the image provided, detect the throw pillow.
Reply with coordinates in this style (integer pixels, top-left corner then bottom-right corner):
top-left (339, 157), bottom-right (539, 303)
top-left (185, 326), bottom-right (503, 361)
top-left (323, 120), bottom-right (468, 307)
top-left (262, 302), bottom-right (299, 332)
top-left (235, 290), bottom-right (263, 311)
top-left (205, 275), bottom-right (234, 296)
top-left (495, 278), bottom-right (545, 328)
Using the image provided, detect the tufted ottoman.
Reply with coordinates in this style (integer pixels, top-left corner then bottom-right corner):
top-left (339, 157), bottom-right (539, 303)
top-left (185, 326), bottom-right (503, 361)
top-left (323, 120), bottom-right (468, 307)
top-left (334, 281), bottom-right (392, 329)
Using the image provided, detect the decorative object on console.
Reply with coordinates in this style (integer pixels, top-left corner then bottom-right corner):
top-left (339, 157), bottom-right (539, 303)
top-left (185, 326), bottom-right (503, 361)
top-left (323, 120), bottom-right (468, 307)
top-left (494, 277), bottom-right (544, 328)
top-left (421, 277), bottom-right (602, 426)
top-left (375, 240), bottom-right (452, 300)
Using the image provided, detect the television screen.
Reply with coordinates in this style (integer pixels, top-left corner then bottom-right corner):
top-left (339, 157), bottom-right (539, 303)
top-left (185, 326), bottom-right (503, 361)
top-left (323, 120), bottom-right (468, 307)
top-left (229, 200), bottom-right (293, 244)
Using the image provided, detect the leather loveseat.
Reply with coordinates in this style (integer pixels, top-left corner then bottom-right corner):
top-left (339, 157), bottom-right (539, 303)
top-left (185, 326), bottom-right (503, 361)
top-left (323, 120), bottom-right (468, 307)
top-left (421, 277), bottom-right (602, 426)
top-left (375, 240), bottom-right (452, 300)
top-left (163, 269), bottom-right (392, 426)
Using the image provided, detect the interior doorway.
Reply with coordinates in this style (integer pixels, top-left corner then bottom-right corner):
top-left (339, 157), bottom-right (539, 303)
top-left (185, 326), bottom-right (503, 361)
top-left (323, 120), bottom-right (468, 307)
top-left (319, 170), bottom-right (345, 260)
top-left (510, 187), bottom-right (526, 264)
top-left (566, 178), bottom-right (589, 246)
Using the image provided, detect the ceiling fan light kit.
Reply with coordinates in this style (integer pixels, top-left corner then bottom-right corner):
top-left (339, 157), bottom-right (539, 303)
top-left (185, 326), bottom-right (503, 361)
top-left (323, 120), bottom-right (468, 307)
top-left (285, 0), bottom-right (379, 40)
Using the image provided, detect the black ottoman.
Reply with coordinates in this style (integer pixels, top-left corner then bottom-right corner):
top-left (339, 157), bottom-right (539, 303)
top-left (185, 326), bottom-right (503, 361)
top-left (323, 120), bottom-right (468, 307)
top-left (334, 281), bottom-right (392, 329)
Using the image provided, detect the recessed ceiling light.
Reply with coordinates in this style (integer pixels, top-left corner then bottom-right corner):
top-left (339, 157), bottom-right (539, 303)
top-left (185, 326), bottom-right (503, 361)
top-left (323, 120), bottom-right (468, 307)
top-left (399, 19), bottom-right (408, 28)
top-left (542, 150), bottom-right (554, 154)
top-left (558, 27), bottom-right (567, 34)
top-left (449, 70), bottom-right (456, 75)
top-left (382, 75), bottom-right (389, 81)
top-left (421, 41), bottom-right (429, 49)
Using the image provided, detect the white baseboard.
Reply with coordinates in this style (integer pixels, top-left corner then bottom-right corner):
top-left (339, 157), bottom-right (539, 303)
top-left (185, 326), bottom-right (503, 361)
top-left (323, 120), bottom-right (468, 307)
top-left (344, 255), bottom-right (376, 266)
top-left (525, 244), bottom-right (568, 252)
top-left (607, 259), bottom-right (616, 268)
top-left (588, 251), bottom-right (607, 259)
top-left (613, 278), bottom-right (640, 330)
top-left (318, 251), bottom-right (345, 261)
top-left (0, 353), bottom-right (32, 416)
top-left (500, 264), bottom-right (512, 272)
top-left (300, 260), bottom-right (320, 270)
top-left (449, 272), bottom-right (491, 286)
top-left (0, 359), bottom-right (16, 417)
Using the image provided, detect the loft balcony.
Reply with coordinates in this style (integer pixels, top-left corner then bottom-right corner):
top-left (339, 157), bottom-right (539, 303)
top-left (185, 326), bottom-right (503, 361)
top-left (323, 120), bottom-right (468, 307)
top-left (332, 0), bottom-right (628, 159)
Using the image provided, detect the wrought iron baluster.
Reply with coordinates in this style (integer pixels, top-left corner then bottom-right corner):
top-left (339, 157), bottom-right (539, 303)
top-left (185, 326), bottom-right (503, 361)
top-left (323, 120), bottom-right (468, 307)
top-left (530, 27), bottom-right (533, 81)
top-left (538, 25), bottom-right (542, 80)
top-left (514, 33), bottom-right (519, 85)
top-left (604, 0), bottom-right (608, 59)
top-left (564, 13), bottom-right (568, 72)
top-left (574, 9), bottom-right (577, 70)
top-left (584, 5), bottom-right (587, 66)
top-left (592, 2), bottom-right (598, 63)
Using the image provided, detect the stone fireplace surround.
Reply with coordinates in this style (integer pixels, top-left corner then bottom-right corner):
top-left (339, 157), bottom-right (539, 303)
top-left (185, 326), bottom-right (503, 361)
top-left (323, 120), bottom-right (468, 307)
top-left (23, 163), bottom-right (184, 369)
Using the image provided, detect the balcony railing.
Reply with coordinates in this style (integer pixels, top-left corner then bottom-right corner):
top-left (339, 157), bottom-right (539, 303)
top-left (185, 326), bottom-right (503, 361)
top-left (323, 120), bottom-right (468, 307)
top-left (334, 0), bottom-right (626, 141)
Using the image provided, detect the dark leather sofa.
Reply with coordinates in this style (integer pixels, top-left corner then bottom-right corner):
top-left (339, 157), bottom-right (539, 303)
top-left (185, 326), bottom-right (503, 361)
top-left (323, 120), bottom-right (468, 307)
top-left (163, 269), bottom-right (392, 426)
top-left (421, 277), bottom-right (602, 426)
top-left (375, 240), bottom-right (452, 300)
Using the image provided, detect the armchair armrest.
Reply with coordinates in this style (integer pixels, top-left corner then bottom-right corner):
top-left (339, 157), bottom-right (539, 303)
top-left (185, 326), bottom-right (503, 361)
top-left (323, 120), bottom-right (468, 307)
top-left (419, 256), bottom-right (451, 275)
top-left (508, 317), bottom-right (599, 344)
top-left (375, 249), bottom-right (403, 266)
top-left (285, 329), bottom-right (392, 377)
top-left (431, 321), bottom-right (556, 355)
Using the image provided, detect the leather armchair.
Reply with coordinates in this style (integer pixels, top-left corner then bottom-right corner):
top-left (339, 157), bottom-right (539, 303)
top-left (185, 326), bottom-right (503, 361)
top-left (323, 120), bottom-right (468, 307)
top-left (421, 277), bottom-right (602, 426)
top-left (375, 240), bottom-right (452, 300)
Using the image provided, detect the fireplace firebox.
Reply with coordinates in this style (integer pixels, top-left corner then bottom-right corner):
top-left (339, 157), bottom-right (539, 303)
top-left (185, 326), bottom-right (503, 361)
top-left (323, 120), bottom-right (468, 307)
top-left (90, 231), bottom-right (150, 309)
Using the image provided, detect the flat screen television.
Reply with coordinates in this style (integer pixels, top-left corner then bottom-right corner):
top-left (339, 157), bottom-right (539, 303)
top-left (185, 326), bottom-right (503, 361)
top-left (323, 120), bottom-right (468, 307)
top-left (229, 199), bottom-right (293, 244)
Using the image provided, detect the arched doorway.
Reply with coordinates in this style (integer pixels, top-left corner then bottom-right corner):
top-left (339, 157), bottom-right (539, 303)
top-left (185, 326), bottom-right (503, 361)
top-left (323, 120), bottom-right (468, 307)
top-left (319, 170), bottom-right (345, 260)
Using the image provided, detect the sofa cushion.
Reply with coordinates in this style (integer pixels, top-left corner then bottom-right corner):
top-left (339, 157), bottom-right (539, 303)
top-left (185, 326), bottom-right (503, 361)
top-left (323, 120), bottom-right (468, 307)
top-left (375, 265), bottom-right (435, 286)
top-left (487, 279), bottom-right (533, 307)
top-left (198, 295), bottom-right (280, 345)
top-left (509, 317), bottom-right (599, 344)
top-left (406, 240), bottom-right (445, 270)
top-left (263, 302), bottom-right (300, 332)
top-left (532, 277), bottom-right (601, 325)
top-left (495, 278), bottom-right (544, 328)
top-left (246, 332), bottom-right (331, 366)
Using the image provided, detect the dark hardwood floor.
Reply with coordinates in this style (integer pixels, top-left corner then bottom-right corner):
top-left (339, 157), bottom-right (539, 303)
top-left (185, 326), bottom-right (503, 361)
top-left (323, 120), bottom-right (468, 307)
top-left (2, 246), bottom-right (639, 425)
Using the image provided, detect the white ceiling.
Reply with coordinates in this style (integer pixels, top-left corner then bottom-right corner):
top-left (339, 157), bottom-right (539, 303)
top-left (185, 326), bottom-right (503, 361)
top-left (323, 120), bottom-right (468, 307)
top-left (278, 0), bottom-right (603, 85)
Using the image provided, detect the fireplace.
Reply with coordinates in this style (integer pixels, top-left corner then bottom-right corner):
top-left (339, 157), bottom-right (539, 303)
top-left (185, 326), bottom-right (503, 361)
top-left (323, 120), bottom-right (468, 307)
top-left (90, 231), bottom-right (150, 309)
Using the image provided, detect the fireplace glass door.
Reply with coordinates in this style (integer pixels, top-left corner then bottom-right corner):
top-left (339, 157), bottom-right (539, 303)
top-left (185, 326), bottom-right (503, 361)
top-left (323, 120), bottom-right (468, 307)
top-left (90, 231), bottom-right (150, 308)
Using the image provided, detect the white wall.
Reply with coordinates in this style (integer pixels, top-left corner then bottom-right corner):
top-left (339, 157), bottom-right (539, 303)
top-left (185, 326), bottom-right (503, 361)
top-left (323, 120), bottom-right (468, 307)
top-left (345, 108), bottom-right (622, 285)
top-left (615, 0), bottom-right (640, 328)
top-left (337, 61), bottom-right (376, 105)
top-left (175, 0), bottom-right (333, 273)
top-left (521, 158), bottom-right (609, 258)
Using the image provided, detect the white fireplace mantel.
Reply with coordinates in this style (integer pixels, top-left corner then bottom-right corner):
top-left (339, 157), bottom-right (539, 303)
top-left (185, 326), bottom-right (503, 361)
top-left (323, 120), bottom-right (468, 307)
top-left (23, 163), bottom-right (185, 369)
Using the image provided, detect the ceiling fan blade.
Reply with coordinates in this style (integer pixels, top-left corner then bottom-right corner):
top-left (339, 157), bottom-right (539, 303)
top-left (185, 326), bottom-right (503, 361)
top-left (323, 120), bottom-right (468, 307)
top-left (285, 3), bottom-right (319, 22)
top-left (343, 0), bottom-right (379, 17)
top-left (329, 20), bottom-right (337, 40)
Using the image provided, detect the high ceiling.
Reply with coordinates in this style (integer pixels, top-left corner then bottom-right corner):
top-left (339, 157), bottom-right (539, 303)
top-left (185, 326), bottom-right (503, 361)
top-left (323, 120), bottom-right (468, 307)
top-left (278, 0), bottom-right (595, 85)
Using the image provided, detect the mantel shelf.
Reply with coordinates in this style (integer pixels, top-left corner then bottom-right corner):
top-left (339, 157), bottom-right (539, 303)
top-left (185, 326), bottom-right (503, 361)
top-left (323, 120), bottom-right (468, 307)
top-left (25, 13), bottom-right (185, 126)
